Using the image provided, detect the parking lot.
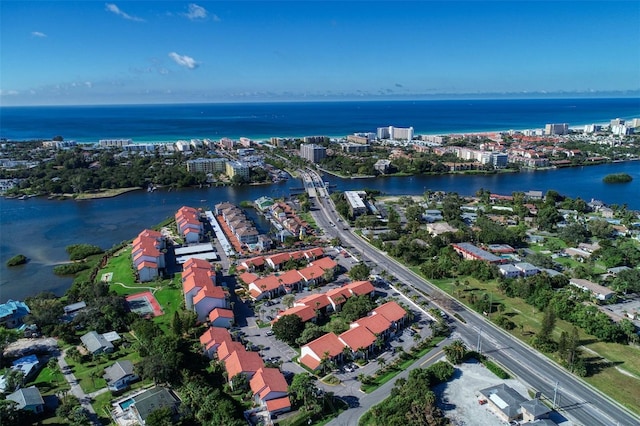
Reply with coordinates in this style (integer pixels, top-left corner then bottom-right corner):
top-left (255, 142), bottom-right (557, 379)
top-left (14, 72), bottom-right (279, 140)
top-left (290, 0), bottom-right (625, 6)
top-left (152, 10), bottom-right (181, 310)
top-left (232, 254), bottom-right (438, 397)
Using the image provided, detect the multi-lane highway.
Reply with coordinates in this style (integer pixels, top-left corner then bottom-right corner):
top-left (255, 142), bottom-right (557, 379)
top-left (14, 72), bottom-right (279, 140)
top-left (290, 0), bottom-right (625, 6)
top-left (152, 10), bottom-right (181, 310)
top-left (305, 168), bottom-right (639, 426)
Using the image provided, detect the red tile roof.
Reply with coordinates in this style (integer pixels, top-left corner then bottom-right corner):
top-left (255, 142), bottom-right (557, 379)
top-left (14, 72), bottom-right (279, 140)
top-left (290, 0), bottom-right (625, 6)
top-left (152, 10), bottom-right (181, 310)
top-left (373, 301), bottom-right (407, 323)
top-left (193, 284), bottom-right (227, 305)
top-left (297, 264), bottom-right (325, 281)
top-left (354, 314), bottom-right (391, 335)
top-left (217, 340), bottom-right (246, 361)
top-left (137, 260), bottom-right (158, 270)
top-left (208, 308), bottom-right (234, 322)
top-left (304, 332), bottom-right (346, 359)
top-left (276, 305), bottom-right (316, 323)
top-left (238, 272), bottom-right (259, 285)
top-left (326, 287), bottom-right (352, 304)
top-left (224, 350), bottom-right (265, 380)
top-left (199, 327), bottom-right (232, 347)
top-left (278, 270), bottom-right (303, 286)
top-left (265, 396), bottom-right (291, 413)
top-left (345, 280), bottom-right (375, 296)
top-left (339, 326), bottom-right (377, 350)
top-left (295, 293), bottom-right (330, 310)
top-left (252, 275), bottom-right (283, 292)
top-left (311, 256), bottom-right (337, 271)
top-left (250, 367), bottom-right (288, 398)
top-left (299, 354), bottom-right (321, 370)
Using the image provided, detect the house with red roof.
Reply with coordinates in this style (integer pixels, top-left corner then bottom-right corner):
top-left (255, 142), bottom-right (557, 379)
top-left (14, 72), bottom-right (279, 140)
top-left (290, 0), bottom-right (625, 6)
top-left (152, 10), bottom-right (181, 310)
top-left (208, 308), bottom-right (234, 328)
top-left (277, 269), bottom-right (304, 292)
top-left (297, 264), bottom-right (326, 286)
top-left (193, 285), bottom-right (228, 322)
top-left (240, 256), bottom-right (265, 272)
top-left (248, 275), bottom-right (284, 300)
top-left (216, 340), bottom-right (246, 362)
top-left (299, 333), bottom-right (346, 371)
top-left (295, 293), bottom-right (331, 312)
top-left (199, 327), bottom-right (233, 359)
top-left (224, 350), bottom-right (265, 388)
top-left (238, 272), bottom-right (259, 286)
top-left (182, 267), bottom-right (216, 310)
top-left (303, 247), bottom-right (325, 261)
top-left (250, 368), bottom-right (289, 406)
top-left (131, 229), bottom-right (166, 282)
top-left (265, 396), bottom-right (292, 416)
top-left (175, 206), bottom-right (203, 244)
top-left (265, 251), bottom-right (304, 271)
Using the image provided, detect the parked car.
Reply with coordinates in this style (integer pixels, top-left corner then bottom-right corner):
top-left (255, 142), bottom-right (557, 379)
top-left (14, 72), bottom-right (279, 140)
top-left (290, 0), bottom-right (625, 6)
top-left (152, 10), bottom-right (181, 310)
top-left (266, 330), bottom-right (274, 336)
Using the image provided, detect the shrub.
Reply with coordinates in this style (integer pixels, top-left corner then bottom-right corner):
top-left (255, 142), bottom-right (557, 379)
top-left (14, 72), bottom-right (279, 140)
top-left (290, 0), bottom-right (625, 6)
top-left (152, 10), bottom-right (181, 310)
top-left (65, 244), bottom-right (103, 261)
top-left (483, 360), bottom-right (510, 379)
top-left (54, 262), bottom-right (90, 275)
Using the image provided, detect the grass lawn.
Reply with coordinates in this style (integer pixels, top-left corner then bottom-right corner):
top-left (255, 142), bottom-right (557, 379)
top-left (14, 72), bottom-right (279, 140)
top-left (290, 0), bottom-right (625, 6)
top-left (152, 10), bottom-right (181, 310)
top-left (298, 211), bottom-right (318, 230)
top-left (153, 286), bottom-right (183, 331)
top-left (29, 366), bottom-right (70, 396)
top-left (99, 247), bottom-right (137, 288)
top-left (426, 274), bottom-right (640, 415)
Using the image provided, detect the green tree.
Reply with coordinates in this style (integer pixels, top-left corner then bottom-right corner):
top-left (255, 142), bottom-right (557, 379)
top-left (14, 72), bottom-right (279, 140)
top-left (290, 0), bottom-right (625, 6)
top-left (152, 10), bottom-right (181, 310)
top-left (145, 407), bottom-right (174, 426)
top-left (443, 340), bottom-right (467, 365)
top-left (271, 314), bottom-right (304, 346)
top-left (289, 373), bottom-right (319, 410)
top-left (340, 295), bottom-right (376, 323)
top-left (348, 262), bottom-right (371, 281)
top-left (282, 294), bottom-right (295, 309)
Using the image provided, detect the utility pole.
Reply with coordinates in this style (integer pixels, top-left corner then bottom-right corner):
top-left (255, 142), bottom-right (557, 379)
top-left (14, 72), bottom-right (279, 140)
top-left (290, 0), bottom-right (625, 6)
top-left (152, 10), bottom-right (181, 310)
top-left (553, 381), bottom-right (559, 409)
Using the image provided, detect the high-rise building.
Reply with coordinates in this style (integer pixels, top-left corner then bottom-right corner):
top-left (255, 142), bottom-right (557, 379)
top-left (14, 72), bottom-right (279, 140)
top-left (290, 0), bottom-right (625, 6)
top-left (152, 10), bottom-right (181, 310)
top-left (491, 153), bottom-right (509, 168)
top-left (299, 144), bottom-right (327, 163)
top-left (377, 126), bottom-right (414, 140)
top-left (544, 123), bottom-right (569, 135)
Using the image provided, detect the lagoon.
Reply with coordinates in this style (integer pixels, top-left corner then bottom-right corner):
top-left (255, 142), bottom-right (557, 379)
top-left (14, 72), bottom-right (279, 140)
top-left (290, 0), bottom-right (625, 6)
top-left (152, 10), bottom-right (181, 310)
top-left (0, 161), bottom-right (638, 301)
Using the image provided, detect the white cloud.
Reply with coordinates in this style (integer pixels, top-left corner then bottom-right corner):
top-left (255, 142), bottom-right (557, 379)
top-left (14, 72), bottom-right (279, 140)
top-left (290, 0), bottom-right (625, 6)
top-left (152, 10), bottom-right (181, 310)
top-left (105, 3), bottom-right (144, 22)
top-left (168, 52), bottom-right (199, 69)
top-left (31, 31), bottom-right (47, 38)
top-left (184, 3), bottom-right (207, 20)
top-left (0, 90), bottom-right (20, 96)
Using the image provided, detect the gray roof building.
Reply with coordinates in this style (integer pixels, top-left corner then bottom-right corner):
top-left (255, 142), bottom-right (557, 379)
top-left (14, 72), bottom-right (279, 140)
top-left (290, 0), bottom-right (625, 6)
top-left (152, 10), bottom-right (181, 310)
top-left (81, 331), bottom-right (114, 354)
top-left (479, 383), bottom-right (526, 421)
top-left (6, 386), bottom-right (45, 413)
top-left (521, 399), bottom-right (552, 421)
top-left (132, 387), bottom-right (180, 424)
top-left (104, 360), bottom-right (135, 383)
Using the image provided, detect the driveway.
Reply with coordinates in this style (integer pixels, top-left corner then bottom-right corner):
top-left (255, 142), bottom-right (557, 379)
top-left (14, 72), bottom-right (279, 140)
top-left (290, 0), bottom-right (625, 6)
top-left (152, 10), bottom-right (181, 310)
top-left (57, 348), bottom-right (103, 426)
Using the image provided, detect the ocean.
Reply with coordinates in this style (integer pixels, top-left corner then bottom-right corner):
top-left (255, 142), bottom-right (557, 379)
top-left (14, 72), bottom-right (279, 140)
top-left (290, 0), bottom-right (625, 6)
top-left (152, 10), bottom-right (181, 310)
top-left (1, 98), bottom-right (639, 142)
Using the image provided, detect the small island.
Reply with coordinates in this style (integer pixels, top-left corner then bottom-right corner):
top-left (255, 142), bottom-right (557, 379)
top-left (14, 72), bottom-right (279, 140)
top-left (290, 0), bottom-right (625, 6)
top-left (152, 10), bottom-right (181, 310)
top-left (603, 173), bottom-right (633, 183)
top-left (6, 254), bottom-right (28, 267)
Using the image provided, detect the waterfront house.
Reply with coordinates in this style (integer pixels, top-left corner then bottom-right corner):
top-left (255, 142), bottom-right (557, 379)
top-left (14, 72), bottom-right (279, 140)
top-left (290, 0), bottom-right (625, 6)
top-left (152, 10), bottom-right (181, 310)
top-left (175, 206), bottom-right (203, 244)
top-left (81, 331), bottom-right (114, 355)
top-left (0, 299), bottom-right (30, 329)
top-left (6, 386), bottom-right (44, 414)
top-left (103, 360), bottom-right (139, 392)
top-left (132, 229), bottom-right (166, 282)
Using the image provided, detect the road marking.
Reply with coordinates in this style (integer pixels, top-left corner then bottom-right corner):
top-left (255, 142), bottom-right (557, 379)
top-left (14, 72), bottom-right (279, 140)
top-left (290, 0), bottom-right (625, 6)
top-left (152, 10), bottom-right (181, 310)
top-left (420, 350), bottom-right (444, 366)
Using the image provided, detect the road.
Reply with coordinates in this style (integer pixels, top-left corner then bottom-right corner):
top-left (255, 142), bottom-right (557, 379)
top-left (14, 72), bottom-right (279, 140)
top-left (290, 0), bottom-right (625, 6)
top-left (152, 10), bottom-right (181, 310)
top-left (57, 348), bottom-right (102, 426)
top-left (306, 168), bottom-right (639, 426)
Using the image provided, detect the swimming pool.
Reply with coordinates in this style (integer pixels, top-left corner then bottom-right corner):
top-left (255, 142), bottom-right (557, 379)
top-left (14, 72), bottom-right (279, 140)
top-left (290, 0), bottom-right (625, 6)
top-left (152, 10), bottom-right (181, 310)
top-left (119, 398), bottom-right (134, 410)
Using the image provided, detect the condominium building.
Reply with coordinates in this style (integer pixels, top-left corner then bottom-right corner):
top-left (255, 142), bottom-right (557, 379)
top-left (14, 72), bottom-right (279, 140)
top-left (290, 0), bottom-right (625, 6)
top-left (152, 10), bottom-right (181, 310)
top-left (299, 144), bottom-right (327, 163)
top-left (99, 139), bottom-right (132, 148)
top-left (226, 161), bottom-right (250, 180)
top-left (186, 158), bottom-right (228, 174)
top-left (377, 126), bottom-right (414, 141)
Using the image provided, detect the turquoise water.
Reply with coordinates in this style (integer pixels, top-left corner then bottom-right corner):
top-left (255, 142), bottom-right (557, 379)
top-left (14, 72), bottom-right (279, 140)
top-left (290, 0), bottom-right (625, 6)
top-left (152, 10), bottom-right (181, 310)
top-left (119, 398), bottom-right (134, 410)
top-left (2, 98), bottom-right (639, 141)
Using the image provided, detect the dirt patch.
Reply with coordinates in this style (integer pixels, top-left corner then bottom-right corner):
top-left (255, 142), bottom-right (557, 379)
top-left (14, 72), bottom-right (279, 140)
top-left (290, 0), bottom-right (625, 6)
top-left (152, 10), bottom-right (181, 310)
top-left (4, 337), bottom-right (58, 358)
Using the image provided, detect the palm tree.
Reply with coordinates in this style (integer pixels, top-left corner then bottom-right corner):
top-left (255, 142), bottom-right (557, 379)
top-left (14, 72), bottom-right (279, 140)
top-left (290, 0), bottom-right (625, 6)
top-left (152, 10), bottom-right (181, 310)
top-left (47, 358), bottom-right (60, 386)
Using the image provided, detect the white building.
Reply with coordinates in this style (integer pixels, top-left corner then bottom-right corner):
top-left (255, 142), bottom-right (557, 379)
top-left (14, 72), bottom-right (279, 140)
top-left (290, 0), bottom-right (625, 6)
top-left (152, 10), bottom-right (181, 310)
top-left (544, 123), bottom-right (569, 135)
top-left (377, 126), bottom-right (414, 141)
top-left (344, 191), bottom-right (367, 217)
top-left (299, 144), bottom-right (327, 163)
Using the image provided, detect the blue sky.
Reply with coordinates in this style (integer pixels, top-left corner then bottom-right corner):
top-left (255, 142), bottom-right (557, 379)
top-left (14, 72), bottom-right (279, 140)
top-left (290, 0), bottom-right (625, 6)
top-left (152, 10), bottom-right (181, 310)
top-left (1, 1), bottom-right (639, 105)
